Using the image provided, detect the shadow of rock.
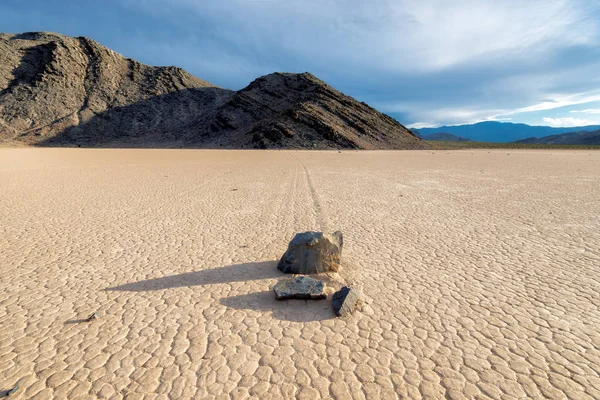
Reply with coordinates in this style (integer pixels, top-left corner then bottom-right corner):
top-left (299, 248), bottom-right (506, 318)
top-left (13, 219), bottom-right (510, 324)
top-left (220, 290), bottom-right (335, 322)
top-left (106, 261), bottom-right (280, 292)
top-left (64, 318), bottom-right (92, 325)
top-left (0, 387), bottom-right (18, 398)
top-left (106, 260), bottom-right (335, 322)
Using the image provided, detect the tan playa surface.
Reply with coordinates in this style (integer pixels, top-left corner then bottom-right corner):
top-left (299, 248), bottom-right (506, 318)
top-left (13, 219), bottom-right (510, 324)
top-left (1, 148), bottom-right (599, 399)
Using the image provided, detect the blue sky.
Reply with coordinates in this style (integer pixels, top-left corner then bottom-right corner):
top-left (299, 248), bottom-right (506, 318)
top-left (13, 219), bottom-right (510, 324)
top-left (2, 0), bottom-right (600, 128)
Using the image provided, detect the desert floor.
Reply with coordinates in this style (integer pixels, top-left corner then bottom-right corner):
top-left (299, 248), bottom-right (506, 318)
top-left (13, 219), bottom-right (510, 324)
top-left (1, 149), bottom-right (599, 399)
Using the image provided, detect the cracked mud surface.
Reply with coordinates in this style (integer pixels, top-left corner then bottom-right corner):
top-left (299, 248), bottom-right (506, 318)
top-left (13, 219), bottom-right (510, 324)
top-left (1, 149), bottom-right (599, 399)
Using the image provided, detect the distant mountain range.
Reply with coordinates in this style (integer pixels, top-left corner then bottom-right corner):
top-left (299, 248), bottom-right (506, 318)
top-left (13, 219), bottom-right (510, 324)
top-left (0, 32), bottom-right (429, 149)
top-left (416, 121), bottom-right (600, 143)
top-left (418, 132), bottom-right (472, 142)
top-left (514, 130), bottom-right (600, 145)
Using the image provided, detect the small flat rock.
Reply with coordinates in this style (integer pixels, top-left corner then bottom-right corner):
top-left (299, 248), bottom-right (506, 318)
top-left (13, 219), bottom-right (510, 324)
top-left (332, 287), bottom-right (360, 317)
top-left (273, 276), bottom-right (326, 300)
top-left (278, 231), bottom-right (343, 274)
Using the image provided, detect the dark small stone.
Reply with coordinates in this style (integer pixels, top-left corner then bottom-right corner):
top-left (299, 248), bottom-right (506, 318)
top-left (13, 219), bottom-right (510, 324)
top-left (273, 276), bottom-right (326, 300)
top-left (87, 312), bottom-right (99, 321)
top-left (332, 287), bottom-right (360, 317)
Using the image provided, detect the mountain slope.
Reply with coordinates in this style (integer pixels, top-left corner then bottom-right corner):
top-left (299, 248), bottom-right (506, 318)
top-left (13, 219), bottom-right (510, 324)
top-left (0, 32), bottom-right (428, 149)
top-left (0, 32), bottom-right (227, 145)
top-left (417, 121), bottom-right (600, 143)
top-left (514, 130), bottom-right (600, 145)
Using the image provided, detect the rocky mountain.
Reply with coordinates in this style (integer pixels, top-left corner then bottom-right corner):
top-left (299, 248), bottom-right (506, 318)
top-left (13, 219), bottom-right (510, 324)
top-left (417, 121), bottom-right (600, 143)
top-left (0, 32), bottom-right (226, 146)
top-left (418, 132), bottom-right (472, 142)
top-left (0, 32), bottom-right (428, 149)
top-left (514, 130), bottom-right (600, 145)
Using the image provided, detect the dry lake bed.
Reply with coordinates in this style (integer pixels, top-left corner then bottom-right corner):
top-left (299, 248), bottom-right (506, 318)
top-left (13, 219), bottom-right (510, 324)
top-left (1, 148), bottom-right (599, 399)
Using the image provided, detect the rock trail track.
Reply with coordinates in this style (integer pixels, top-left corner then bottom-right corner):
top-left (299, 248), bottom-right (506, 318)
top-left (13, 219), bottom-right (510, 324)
top-left (295, 154), bottom-right (331, 232)
top-left (1, 149), bottom-right (599, 399)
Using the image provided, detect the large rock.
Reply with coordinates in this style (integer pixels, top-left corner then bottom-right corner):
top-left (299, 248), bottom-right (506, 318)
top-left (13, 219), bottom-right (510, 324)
top-left (277, 231), bottom-right (343, 274)
top-left (273, 276), bottom-right (326, 300)
top-left (332, 287), bottom-right (360, 317)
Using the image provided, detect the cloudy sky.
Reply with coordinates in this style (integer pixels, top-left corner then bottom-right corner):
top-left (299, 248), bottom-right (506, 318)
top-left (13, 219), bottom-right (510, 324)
top-left (2, 0), bottom-right (600, 128)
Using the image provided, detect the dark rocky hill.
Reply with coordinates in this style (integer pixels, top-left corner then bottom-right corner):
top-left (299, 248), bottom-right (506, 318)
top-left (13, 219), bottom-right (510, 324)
top-left (0, 32), bottom-right (429, 149)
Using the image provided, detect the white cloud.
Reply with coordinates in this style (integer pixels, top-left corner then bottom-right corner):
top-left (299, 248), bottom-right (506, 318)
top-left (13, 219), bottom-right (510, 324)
top-left (542, 117), bottom-right (600, 127)
top-left (383, 101), bottom-right (515, 127)
top-left (570, 108), bottom-right (600, 114)
top-left (117, 0), bottom-right (600, 125)
top-left (406, 122), bottom-right (434, 129)
top-left (130, 0), bottom-right (599, 73)
top-left (512, 93), bottom-right (600, 114)
top-left (405, 111), bottom-right (512, 129)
